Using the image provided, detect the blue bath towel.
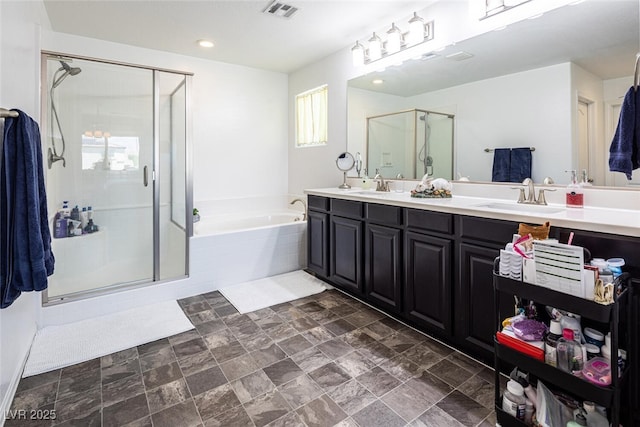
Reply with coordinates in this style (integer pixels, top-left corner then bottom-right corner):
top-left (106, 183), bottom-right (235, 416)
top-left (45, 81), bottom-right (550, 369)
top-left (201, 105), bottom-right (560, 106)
top-left (509, 147), bottom-right (532, 183)
top-left (491, 148), bottom-right (511, 182)
top-left (609, 87), bottom-right (640, 179)
top-left (1, 110), bottom-right (54, 309)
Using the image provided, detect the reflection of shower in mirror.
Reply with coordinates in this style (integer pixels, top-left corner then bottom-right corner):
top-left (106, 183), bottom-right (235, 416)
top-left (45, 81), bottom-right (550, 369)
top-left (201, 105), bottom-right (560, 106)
top-left (419, 113), bottom-right (433, 176)
top-left (365, 109), bottom-right (454, 180)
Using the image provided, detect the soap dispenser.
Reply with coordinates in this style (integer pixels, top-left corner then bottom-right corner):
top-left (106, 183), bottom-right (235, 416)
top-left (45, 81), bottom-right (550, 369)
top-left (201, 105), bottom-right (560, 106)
top-left (565, 170), bottom-right (584, 208)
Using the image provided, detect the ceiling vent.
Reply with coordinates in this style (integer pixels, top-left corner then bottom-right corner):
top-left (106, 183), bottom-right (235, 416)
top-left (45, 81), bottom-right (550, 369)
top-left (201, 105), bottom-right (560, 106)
top-left (445, 51), bottom-right (474, 61)
top-left (263, 1), bottom-right (298, 18)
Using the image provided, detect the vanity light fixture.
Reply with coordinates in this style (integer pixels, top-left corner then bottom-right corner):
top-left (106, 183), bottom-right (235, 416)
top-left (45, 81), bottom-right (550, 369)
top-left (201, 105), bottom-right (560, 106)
top-left (351, 41), bottom-right (365, 67)
top-left (197, 39), bottom-right (214, 48)
top-left (407, 12), bottom-right (426, 45)
top-left (368, 33), bottom-right (383, 61)
top-left (372, 79), bottom-right (384, 84)
top-left (386, 23), bottom-right (403, 54)
top-left (351, 11), bottom-right (434, 67)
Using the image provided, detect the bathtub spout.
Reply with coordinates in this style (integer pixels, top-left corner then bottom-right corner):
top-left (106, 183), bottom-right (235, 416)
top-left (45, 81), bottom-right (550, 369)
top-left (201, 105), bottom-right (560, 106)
top-left (290, 198), bottom-right (307, 221)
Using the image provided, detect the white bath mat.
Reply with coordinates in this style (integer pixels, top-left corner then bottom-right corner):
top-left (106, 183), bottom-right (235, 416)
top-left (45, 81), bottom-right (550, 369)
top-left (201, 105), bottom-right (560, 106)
top-left (219, 270), bottom-right (331, 314)
top-left (23, 300), bottom-right (194, 378)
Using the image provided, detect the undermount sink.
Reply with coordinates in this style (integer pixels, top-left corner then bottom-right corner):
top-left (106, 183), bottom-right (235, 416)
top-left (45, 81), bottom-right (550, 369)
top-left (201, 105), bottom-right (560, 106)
top-left (351, 190), bottom-right (396, 197)
top-left (477, 202), bottom-right (565, 215)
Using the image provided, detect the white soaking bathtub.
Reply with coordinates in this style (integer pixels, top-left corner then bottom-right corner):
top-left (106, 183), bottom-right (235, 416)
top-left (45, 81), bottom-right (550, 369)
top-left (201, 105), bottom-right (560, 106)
top-left (194, 212), bottom-right (304, 235)
top-left (190, 197), bottom-right (307, 290)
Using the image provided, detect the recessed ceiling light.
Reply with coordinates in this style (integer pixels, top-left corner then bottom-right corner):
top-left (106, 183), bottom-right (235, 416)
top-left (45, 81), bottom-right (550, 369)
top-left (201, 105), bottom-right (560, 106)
top-left (198, 39), bottom-right (214, 48)
top-left (372, 79), bottom-right (384, 85)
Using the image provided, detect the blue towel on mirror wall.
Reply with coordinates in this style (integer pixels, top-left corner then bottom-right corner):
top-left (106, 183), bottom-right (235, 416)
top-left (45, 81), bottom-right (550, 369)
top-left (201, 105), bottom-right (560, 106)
top-left (609, 87), bottom-right (640, 179)
top-left (491, 148), bottom-right (511, 182)
top-left (509, 147), bottom-right (532, 183)
top-left (1, 110), bottom-right (54, 309)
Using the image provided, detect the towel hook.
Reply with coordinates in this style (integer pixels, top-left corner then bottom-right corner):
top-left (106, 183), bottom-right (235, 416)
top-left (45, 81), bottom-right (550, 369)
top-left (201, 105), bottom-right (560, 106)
top-left (634, 53), bottom-right (640, 92)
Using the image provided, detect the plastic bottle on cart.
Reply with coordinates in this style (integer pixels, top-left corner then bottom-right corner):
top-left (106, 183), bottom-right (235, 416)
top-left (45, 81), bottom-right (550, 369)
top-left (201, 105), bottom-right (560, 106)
top-left (557, 328), bottom-right (584, 376)
top-left (502, 380), bottom-right (526, 421)
top-left (545, 319), bottom-right (563, 367)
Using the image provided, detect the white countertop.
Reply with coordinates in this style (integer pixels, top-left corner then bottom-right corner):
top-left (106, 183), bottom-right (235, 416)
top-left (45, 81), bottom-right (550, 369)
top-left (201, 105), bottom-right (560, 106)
top-left (304, 187), bottom-right (640, 238)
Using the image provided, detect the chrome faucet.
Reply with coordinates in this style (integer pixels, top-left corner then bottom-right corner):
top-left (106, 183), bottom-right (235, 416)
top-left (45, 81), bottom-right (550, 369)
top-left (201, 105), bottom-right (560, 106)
top-left (290, 198), bottom-right (307, 221)
top-left (374, 173), bottom-right (390, 192)
top-left (512, 178), bottom-right (555, 205)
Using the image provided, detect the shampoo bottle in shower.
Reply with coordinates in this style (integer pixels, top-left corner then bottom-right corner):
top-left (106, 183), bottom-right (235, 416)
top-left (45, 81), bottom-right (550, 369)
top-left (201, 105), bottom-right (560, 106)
top-left (565, 170), bottom-right (583, 208)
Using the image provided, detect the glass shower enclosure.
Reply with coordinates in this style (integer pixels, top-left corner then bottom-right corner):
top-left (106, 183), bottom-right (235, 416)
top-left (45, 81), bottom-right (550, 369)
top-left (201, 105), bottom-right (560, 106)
top-left (41, 52), bottom-right (192, 302)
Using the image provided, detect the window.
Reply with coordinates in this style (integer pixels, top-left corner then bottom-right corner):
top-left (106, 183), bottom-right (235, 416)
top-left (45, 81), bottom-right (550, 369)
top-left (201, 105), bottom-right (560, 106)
top-left (81, 134), bottom-right (140, 170)
top-left (295, 84), bottom-right (328, 147)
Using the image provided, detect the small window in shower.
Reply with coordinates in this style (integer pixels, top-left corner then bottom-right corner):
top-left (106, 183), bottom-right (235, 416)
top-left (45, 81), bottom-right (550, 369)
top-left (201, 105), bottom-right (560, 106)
top-left (295, 84), bottom-right (328, 147)
top-left (81, 134), bottom-right (140, 170)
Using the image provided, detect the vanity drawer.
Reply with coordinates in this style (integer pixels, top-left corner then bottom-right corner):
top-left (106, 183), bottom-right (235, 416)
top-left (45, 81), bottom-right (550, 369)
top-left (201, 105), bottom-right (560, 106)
top-left (457, 215), bottom-right (517, 245)
top-left (308, 195), bottom-right (329, 211)
top-left (405, 209), bottom-right (453, 234)
top-left (331, 199), bottom-right (363, 218)
top-left (366, 203), bottom-right (402, 226)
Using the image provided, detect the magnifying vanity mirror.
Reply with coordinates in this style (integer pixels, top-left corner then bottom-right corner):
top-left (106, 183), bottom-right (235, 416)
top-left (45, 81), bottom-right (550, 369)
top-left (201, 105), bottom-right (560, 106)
top-left (336, 152), bottom-right (355, 189)
top-left (347, 0), bottom-right (639, 187)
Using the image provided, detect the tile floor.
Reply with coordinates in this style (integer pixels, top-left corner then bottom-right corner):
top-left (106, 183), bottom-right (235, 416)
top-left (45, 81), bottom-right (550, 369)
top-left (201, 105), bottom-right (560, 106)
top-left (6, 288), bottom-right (500, 427)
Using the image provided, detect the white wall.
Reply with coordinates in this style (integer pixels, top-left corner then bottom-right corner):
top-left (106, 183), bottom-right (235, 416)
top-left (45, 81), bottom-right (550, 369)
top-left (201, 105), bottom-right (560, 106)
top-left (288, 49), bottom-right (358, 195)
top-left (0, 0), bottom-right (51, 419)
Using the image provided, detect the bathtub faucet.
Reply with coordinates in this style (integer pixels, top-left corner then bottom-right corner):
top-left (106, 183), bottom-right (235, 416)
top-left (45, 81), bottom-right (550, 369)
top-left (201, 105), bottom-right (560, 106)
top-left (290, 198), bottom-right (307, 221)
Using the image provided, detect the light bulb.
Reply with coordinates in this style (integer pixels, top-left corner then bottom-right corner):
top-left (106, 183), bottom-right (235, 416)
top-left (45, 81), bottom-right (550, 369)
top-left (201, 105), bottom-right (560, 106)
top-left (386, 23), bottom-right (403, 54)
top-left (351, 41), bottom-right (365, 67)
top-left (368, 33), bottom-right (382, 61)
top-left (407, 12), bottom-right (425, 46)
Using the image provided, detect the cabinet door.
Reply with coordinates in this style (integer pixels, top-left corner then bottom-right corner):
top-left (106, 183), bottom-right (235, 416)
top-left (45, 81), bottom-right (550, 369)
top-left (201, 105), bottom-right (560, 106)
top-left (330, 215), bottom-right (363, 295)
top-left (307, 210), bottom-right (329, 278)
top-left (365, 223), bottom-right (402, 313)
top-left (456, 243), bottom-right (512, 364)
top-left (404, 231), bottom-right (452, 337)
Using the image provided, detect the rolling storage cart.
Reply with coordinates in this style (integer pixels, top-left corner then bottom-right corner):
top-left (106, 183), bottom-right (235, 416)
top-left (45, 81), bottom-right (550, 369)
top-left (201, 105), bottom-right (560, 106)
top-left (492, 261), bottom-right (631, 426)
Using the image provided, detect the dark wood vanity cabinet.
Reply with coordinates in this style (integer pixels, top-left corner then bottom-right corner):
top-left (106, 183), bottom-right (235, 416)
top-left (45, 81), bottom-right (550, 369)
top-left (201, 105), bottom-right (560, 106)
top-left (455, 216), bottom-right (519, 362)
top-left (329, 199), bottom-right (364, 296)
top-left (364, 204), bottom-right (403, 314)
top-left (307, 196), bottom-right (330, 278)
top-left (404, 209), bottom-right (454, 340)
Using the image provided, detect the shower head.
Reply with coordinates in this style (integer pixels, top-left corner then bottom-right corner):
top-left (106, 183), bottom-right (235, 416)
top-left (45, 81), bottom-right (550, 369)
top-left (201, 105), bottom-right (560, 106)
top-left (52, 61), bottom-right (81, 88)
top-left (60, 61), bottom-right (81, 76)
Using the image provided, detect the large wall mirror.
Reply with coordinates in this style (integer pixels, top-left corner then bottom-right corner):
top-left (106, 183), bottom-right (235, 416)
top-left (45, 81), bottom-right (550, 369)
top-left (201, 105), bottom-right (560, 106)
top-left (347, 0), bottom-right (639, 187)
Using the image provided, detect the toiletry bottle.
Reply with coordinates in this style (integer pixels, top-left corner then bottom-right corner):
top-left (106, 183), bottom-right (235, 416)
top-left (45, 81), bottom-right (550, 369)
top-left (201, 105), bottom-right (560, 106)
top-left (502, 380), bottom-right (526, 421)
top-left (556, 328), bottom-right (584, 376)
top-left (580, 169), bottom-right (592, 187)
top-left (362, 170), bottom-right (371, 190)
top-left (62, 201), bottom-right (70, 218)
top-left (71, 205), bottom-right (80, 221)
top-left (524, 399), bottom-right (534, 426)
top-left (87, 206), bottom-right (93, 221)
top-left (565, 170), bottom-right (584, 208)
top-left (80, 207), bottom-right (88, 229)
top-left (545, 319), bottom-right (563, 367)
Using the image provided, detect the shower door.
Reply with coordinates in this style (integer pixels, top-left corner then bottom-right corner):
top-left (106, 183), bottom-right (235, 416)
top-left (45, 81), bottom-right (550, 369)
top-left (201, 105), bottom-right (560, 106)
top-left (41, 54), bottom-right (190, 301)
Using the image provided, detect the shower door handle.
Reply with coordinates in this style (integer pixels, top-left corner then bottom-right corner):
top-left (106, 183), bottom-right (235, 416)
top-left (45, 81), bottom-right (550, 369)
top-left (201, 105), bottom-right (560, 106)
top-left (143, 166), bottom-right (149, 187)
